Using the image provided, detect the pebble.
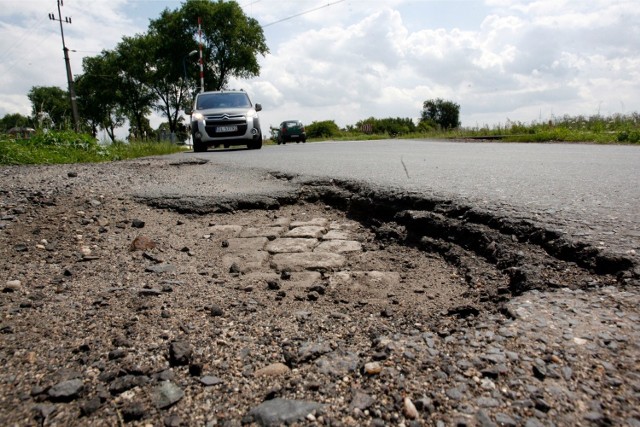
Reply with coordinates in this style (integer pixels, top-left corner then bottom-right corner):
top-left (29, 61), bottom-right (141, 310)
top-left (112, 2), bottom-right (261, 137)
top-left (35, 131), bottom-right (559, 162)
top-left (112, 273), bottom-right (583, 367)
top-left (403, 397), bottom-right (418, 419)
top-left (164, 415), bottom-right (183, 427)
top-left (254, 362), bottom-right (290, 377)
top-left (4, 280), bottom-right (21, 292)
top-left (145, 263), bottom-right (176, 274)
top-left (350, 391), bottom-right (376, 411)
top-left (200, 376), bottom-right (223, 386)
top-left (108, 375), bottom-right (148, 395)
top-left (364, 362), bottom-right (383, 375)
top-left (47, 379), bottom-right (84, 401)
top-left (131, 219), bottom-right (145, 228)
top-left (169, 340), bottom-right (192, 366)
top-left (151, 381), bottom-right (184, 409)
top-left (121, 403), bottom-right (146, 421)
top-left (248, 398), bottom-right (323, 426)
top-left (130, 235), bottom-right (157, 251)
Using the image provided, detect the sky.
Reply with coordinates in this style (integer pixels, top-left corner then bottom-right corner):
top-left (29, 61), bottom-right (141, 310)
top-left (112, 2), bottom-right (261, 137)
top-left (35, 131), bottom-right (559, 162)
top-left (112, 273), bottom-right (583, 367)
top-left (1, 0), bottom-right (639, 136)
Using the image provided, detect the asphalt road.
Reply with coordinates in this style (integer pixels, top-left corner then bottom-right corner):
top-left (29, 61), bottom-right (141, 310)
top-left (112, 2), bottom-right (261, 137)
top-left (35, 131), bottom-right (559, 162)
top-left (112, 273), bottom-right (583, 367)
top-left (160, 139), bottom-right (640, 262)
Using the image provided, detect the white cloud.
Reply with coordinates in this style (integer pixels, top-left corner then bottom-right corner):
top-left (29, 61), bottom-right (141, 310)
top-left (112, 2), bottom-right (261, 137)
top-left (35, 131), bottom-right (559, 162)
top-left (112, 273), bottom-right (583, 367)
top-left (1, 0), bottom-right (639, 133)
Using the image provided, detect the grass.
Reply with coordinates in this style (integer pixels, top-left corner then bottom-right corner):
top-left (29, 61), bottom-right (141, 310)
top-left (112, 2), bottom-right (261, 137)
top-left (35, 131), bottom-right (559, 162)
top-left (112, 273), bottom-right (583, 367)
top-left (3, 113), bottom-right (638, 166)
top-left (303, 113), bottom-right (640, 144)
top-left (410, 113), bottom-right (640, 144)
top-left (0, 130), bottom-right (186, 165)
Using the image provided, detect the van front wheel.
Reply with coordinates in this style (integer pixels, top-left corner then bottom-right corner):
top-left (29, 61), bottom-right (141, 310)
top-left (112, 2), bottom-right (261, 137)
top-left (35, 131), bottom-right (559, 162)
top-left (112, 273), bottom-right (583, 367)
top-left (193, 139), bottom-right (207, 152)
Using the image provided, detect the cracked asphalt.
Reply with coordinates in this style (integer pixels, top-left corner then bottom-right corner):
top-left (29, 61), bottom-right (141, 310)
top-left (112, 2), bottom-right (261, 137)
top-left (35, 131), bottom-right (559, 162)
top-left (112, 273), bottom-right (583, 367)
top-left (1, 143), bottom-right (639, 426)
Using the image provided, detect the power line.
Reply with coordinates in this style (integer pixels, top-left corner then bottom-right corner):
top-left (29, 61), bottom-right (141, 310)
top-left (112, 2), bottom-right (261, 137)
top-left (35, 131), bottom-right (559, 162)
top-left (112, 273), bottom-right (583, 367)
top-left (0, 14), bottom-right (50, 67)
top-left (262, 0), bottom-right (346, 28)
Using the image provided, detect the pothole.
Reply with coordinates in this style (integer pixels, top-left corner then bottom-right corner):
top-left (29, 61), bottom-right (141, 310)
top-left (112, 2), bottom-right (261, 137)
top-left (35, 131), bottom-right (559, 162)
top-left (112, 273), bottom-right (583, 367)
top-left (295, 180), bottom-right (631, 290)
top-left (138, 177), bottom-right (629, 302)
top-left (208, 203), bottom-right (480, 322)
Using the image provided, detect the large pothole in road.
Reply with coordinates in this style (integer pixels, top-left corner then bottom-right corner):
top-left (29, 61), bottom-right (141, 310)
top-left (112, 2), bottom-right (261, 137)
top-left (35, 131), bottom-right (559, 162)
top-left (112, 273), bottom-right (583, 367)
top-left (138, 174), bottom-right (629, 310)
top-left (181, 202), bottom-right (485, 324)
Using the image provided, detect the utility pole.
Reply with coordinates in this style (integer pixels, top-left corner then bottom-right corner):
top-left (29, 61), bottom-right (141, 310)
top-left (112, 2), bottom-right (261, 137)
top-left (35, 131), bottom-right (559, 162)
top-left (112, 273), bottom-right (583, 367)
top-left (198, 17), bottom-right (204, 93)
top-left (49, 0), bottom-right (80, 131)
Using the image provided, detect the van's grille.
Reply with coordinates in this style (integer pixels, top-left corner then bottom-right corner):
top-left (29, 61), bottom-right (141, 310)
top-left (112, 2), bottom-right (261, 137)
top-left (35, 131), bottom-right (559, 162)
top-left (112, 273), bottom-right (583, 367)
top-left (204, 114), bottom-right (248, 137)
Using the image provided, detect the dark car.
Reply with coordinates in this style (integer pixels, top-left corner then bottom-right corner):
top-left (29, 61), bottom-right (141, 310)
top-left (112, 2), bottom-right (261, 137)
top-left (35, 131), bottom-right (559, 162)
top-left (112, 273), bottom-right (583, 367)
top-left (277, 120), bottom-right (306, 144)
top-left (186, 90), bottom-right (262, 152)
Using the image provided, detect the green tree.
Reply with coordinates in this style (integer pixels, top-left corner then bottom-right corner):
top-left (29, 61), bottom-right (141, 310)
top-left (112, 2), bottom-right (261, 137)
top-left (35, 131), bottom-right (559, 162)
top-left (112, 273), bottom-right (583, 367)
top-left (113, 35), bottom-right (156, 138)
top-left (180, 0), bottom-right (269, 91)
top-left (420, 98), bottom-right (460, 130)
top-left (356, 117), bottom-right (416, 135)
top-left (27, 86), bottom-right (71, 129)
top-left (147, 9), bottom-right (199, 133)
top-left (0, 113), bottom-right (31, 133)
top-left (306, 120), bottom-right (340, 138)
top-left (75, 0), bottom-right (268, 137)
top-left (76, 51), bottom-right (126, 141)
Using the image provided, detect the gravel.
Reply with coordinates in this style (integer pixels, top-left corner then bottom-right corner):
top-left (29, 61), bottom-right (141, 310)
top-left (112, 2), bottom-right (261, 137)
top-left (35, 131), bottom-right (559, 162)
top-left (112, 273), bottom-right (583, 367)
top-left (0, 159), bottom-right (638, 426)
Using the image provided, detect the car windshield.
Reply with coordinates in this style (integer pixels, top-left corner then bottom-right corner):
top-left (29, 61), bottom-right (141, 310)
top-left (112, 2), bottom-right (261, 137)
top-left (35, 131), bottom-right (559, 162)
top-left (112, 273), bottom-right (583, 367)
top-left (284, 121), bottom-right (301, 128)
top-left (197, 93), bottom-right (251, 109)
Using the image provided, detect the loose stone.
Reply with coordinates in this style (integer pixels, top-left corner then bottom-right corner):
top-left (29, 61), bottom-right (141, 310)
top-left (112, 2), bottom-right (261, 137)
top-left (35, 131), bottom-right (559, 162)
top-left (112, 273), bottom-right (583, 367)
top-left (248, 398), bottom-right (323, 426)
top-left (364, 362), bottom-right (383, 375)
top-left (404, 397), bottom-right (419, 419)
top-left (169, 340), bottom-right (192, 366)
top-left (152, 381), bottom-right (184, 409)
top-left (254, 363), bottom-right (290, 377)
top-left (4, 280), bottom-right (21, 292)
top-left (48, 379), bottom-right (84, 401)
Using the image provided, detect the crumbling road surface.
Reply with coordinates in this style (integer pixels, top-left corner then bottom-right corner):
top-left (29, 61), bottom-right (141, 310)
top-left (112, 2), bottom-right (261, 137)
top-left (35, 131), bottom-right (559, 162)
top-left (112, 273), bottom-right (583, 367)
top-left (1, 155), bottom-right (638, 426)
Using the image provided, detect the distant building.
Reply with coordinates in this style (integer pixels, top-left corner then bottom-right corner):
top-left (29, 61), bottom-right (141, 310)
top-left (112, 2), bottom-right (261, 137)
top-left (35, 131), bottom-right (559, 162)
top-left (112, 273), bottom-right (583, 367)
top-left (7, 127), bottom-right (36, 139)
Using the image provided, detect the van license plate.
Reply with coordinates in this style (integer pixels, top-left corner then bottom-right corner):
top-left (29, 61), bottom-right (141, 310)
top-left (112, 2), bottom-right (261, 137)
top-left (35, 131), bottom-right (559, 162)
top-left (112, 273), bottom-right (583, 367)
top-left (217, 125), bottom-right (237, 133)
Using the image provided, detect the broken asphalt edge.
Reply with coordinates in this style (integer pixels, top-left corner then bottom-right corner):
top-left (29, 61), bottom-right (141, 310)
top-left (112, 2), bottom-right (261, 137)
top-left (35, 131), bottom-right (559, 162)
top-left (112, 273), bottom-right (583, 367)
top-left (134, 173), bottom-right (639, 295)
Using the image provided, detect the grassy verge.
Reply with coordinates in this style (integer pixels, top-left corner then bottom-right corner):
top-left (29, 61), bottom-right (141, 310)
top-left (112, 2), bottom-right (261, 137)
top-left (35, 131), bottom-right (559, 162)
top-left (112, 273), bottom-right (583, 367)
top-left (304, 113), bottom-right (640, 144)
top-left (0, 130), bottom-right (186, 166)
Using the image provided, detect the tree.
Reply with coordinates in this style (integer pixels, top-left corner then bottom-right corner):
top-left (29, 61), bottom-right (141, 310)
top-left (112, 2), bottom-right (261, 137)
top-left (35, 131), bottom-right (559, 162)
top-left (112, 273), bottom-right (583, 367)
top-left (306, 120), bottom-right (340, 138)
top-left (76, 51), bottom-right (126, 141)
top-left (355, 117), bottom-right (416, 135)
top-left (0, 113), bottom-right (31, 133)
top-left (420, 98), bottom-right (460, 130)
top-left (180, 0), bottom-right (269, 91)
top-left (73, 0), bottom-right (269, 137)
top-left (112, 35), bottom-right (156, 137)
top-left (147, 8), bottom-right (200, 134)
top-left (27, 86), bottom-right (71, 129)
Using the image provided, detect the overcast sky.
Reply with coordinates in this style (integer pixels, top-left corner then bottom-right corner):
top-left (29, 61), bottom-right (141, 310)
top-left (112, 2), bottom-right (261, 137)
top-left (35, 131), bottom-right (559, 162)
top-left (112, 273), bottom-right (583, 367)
top-left (1, 0), bottom-right (639, 134)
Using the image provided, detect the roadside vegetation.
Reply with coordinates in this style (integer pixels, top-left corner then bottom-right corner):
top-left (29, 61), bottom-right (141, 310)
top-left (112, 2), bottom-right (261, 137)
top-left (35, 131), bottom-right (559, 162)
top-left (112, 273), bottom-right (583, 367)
top-left (0, 131), bottom-right (184, 165)
top-left (301, 112), bottom-right (640, 145)
top-left (3, 110), bottom-right (638, 166)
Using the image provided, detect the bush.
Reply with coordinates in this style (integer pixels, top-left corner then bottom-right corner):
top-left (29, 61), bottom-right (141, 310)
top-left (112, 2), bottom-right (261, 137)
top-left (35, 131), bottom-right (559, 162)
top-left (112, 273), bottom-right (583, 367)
top-left (306, 120), bottom-right (340, 138)
top-left (617, 130), bottom-right (640, 143)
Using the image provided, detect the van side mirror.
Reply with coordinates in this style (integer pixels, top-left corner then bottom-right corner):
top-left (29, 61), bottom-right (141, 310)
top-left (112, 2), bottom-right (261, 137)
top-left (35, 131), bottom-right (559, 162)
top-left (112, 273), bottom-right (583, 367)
top-left (255, 103), bottom-right (262, 112)
top-left (184, 108), bottom-right (192, 115)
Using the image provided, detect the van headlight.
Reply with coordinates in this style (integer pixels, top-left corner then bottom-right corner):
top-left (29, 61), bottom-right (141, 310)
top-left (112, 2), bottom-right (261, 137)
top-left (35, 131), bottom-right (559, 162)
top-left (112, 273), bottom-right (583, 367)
top-left (192, 112), bottom-right (204, 121)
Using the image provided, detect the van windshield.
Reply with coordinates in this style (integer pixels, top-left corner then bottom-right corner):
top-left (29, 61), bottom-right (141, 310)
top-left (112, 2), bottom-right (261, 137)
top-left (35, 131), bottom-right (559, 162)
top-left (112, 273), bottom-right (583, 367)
top-left (197, 92), bottom-right (251, 109)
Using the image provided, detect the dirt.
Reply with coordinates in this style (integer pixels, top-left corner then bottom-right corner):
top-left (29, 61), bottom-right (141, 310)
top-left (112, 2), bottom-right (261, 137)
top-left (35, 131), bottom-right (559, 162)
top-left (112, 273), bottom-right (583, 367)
top-left (0, 159), bottom-right (637, 427)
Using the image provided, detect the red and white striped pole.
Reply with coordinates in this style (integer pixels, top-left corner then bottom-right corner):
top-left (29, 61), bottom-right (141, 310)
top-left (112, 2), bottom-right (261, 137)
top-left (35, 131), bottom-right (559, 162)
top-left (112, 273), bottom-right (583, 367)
top-left (198, 17), bottom-right (204, 93)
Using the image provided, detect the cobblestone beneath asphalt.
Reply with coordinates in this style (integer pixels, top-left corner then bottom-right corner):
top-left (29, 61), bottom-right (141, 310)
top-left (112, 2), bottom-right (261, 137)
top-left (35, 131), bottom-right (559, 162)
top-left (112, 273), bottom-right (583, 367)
top-left (217, 216), bottom-right (363, 275)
